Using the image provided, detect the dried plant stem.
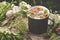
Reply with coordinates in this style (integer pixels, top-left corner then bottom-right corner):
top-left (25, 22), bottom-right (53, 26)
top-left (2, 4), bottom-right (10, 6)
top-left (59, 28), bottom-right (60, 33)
top-left (33, 0), bottom-right (36, 5)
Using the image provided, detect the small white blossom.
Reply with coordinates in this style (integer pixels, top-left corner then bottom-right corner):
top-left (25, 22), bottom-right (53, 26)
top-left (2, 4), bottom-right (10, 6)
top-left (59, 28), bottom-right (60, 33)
top-left (6, 10), bottom-right (13, 18)
top-left (49, 13), bottom-right (60, 25)
top-left (19, 1), bottom-right (31, 9)
top-left (49, 13), bottom-right (54, 19)
top-left (48, 20), bottom-right (53, 25)
top-left (26, 4), bottom-right (31, 8)
top-left (56, 14), bottom-right (60, 19)
top-left (19, 1), bottom-right (27, 6)
top-left (12, 6), bottom-right (19, 13)
top-left (58, 16), bottom-right (60, 19)
top-left (11, 4), bottom-right (15, 7)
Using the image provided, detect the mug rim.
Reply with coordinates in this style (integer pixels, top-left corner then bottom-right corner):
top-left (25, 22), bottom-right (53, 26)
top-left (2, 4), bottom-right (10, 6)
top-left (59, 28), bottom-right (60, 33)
top-left (28, 6), bottom-right (50, 19)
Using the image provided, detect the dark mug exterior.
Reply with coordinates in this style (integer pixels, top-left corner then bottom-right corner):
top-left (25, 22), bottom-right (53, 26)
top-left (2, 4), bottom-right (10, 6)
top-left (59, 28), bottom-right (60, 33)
top-left (28, 17), bottom-right (48, 34)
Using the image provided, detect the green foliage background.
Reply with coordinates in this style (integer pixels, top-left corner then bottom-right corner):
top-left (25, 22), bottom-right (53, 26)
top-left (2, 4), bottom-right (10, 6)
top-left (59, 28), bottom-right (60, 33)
top-left (1, 0), bottom-right (60, 12)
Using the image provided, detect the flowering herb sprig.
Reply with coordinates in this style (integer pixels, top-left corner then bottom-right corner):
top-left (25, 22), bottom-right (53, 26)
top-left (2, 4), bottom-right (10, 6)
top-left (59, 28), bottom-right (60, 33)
top-left (0, 1), bottom-right (12, 20)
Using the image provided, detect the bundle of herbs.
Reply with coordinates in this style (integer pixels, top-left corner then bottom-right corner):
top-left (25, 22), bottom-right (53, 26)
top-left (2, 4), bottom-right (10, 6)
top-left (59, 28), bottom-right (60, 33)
top-left (0, 1), bottom-right (12, 20)
top-left (0, 1), bottom-right (31, 40)
top-left (49, 34), bottom-right (60, 40)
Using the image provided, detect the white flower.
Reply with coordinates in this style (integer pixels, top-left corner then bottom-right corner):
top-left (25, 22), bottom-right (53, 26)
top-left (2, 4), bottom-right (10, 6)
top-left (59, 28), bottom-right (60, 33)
top-left (48, 20), bottom-right (53, 25)
top-left (11, 4), bottom-right (15, 7)
top-left (55, 14), bottom-right (60, 24)
top-left (56, 14), bottom-right (60, 19)
top-left (26, 4), bottom-right (31, 8)
top-left (19, 1), bottom-right (27, 6)
top-left (58, 15), bottom-right (60, 20)
top-left (49, 13), bottom-right (55, 20)
top-left (12, 6), bottom-right (19, 13)
top-left (19, 1), bottom-right (31, 9)
top-left (49, 13), bottom-right (60, 24)
top-left (6, 10), bottom-right (13, 18)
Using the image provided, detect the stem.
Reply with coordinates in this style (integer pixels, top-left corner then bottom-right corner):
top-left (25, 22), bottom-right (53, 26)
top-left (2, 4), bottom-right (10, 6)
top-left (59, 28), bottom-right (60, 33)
top-left (33, 0), bottom-right (36, 5)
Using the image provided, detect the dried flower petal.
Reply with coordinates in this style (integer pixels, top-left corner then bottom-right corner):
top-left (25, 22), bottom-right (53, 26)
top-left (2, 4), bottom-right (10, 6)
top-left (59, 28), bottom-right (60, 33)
top-left (6, 10), bottom-right (13, 18)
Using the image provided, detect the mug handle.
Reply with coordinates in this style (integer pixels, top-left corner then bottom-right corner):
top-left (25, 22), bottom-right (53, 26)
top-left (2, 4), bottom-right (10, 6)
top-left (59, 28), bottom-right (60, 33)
top-left (48, 18), bottom-right (55, 26)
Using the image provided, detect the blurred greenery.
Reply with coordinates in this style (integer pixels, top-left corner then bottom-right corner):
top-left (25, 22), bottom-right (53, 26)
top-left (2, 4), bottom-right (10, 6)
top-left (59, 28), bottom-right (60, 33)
top-left (0, 0), bottom-right (60, 13)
